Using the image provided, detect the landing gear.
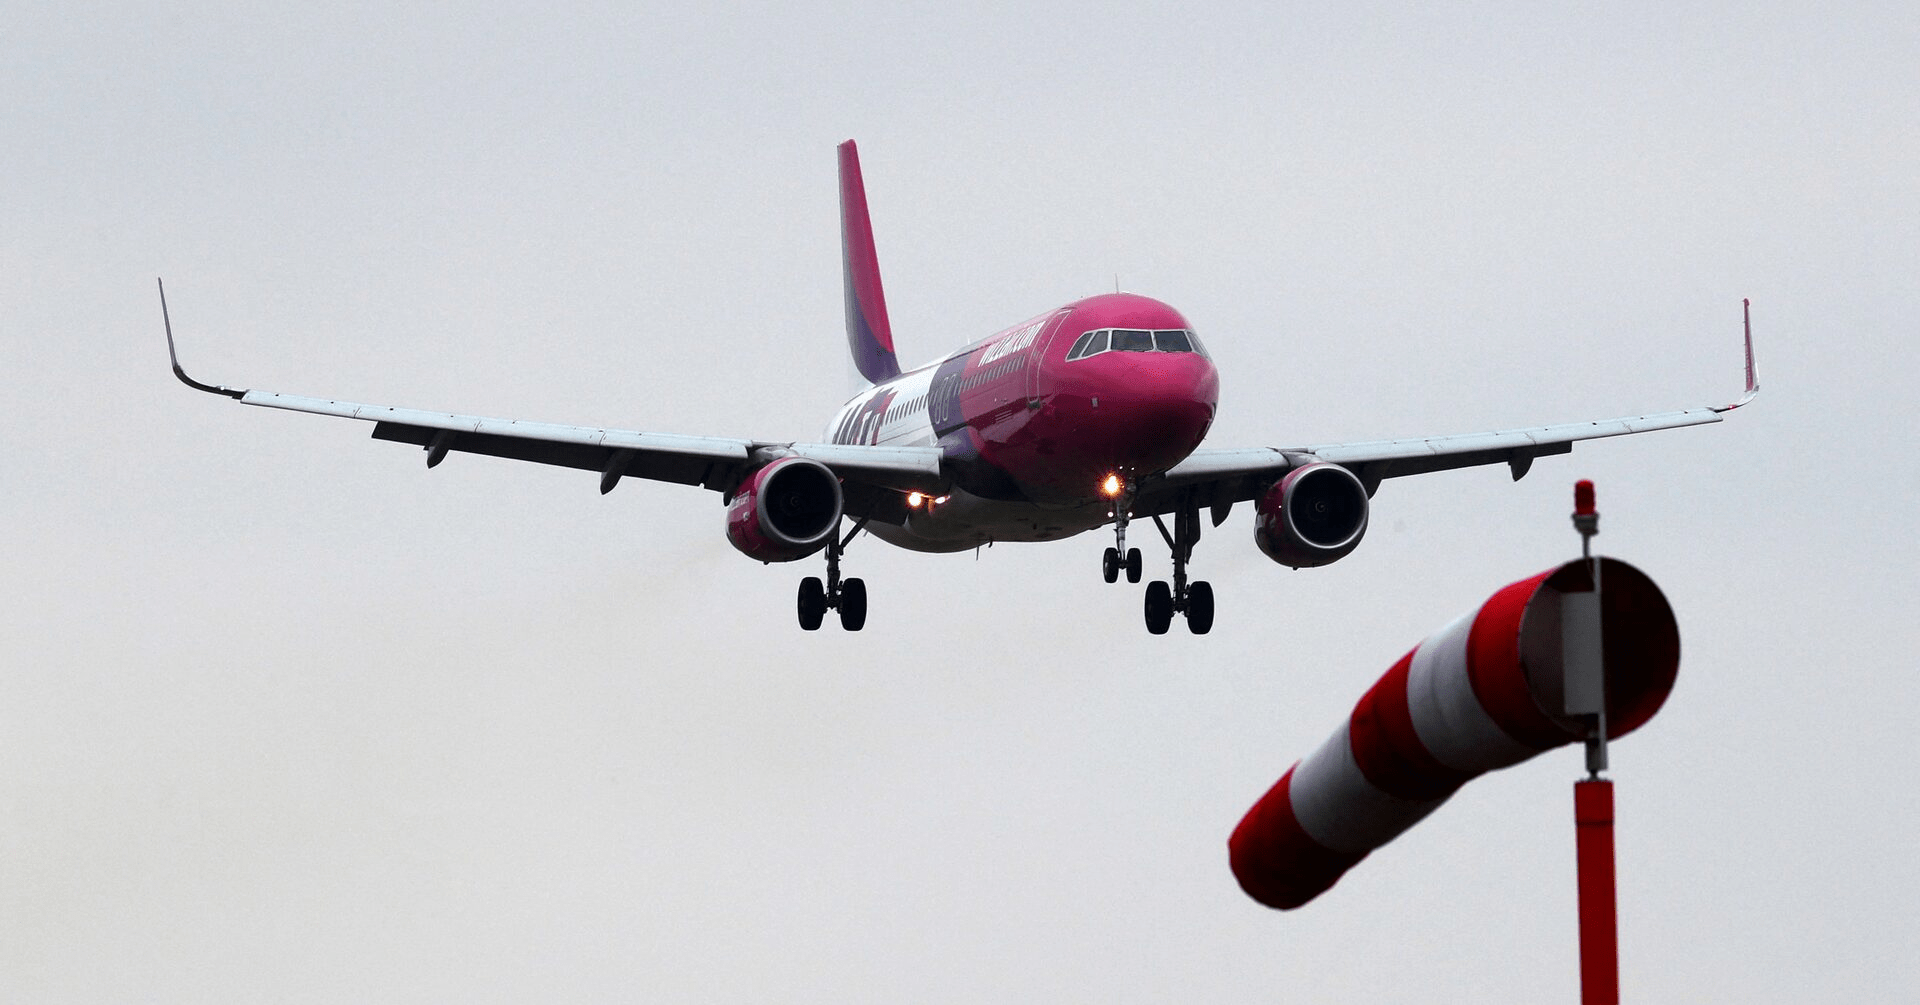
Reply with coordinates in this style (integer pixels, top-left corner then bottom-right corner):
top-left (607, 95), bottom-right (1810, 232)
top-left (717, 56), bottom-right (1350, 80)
top-left (839, 577), bottom-right (867, 631)
top-left (1186, 579), bottom-right (1215, 634)
top-left (1101, 479), bottom-right (1145, 585)
top-left (797, 516), bottom-right (870, 631)
top-left (1104, 483), bottom-right (1217, 633)
top-left (1144, 497), bottom-right (1215, 635)
top-left (798, 577), bottom-right (826, 631)
top-left (1144, 581), bottom-right (1174, 634)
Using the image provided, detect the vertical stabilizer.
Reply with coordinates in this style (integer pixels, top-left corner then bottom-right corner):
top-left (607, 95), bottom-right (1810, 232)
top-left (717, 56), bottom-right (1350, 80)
top-left (838, 140), bottom-right (902, 386)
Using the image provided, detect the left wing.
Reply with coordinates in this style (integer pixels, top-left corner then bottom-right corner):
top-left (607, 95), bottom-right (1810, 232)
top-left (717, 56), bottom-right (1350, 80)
top-left (1140, 301), bottom-right (1760, 521)
top-left (160, 281), bottom-right (947, 521)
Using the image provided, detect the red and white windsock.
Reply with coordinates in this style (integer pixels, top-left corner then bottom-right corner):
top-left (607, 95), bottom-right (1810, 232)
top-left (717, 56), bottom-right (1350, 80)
top-left (1229, 557), bottom-right (1678, 910)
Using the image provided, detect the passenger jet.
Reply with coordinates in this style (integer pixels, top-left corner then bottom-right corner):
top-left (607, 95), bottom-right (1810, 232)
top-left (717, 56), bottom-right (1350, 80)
top-left (163, 140), bottom-right (1758, 634)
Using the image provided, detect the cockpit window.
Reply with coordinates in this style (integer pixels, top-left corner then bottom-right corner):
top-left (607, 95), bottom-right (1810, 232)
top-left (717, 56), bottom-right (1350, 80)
top-left (1154, 328), bottom-right (1193, 353)
top-left (1065, 327), bottom-right (1207, 361)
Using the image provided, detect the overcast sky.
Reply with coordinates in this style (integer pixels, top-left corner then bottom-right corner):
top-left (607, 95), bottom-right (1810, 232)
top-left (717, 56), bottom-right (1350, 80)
top-left (5, 3), bottom-right (1917, 1002)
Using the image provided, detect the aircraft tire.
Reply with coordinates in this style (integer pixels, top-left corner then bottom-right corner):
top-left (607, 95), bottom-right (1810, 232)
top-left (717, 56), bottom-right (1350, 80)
top-left (1102, 547), bottom-right (1120, 583)
top-left (1187, 580), bottom-right (1215, 635)
top-left (1144, 581), bottom-right (1173, 635)
top-left (798, 577), bottom-right (826, 631)
top-left (840, 577), bottom-right (868, 632)
top-left (1125, 548), bottom-right (1143, 583)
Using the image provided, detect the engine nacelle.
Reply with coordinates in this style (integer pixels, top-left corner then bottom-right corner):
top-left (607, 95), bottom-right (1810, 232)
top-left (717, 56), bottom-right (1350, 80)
top-left (1254, 462), bottom-right (1370, 568)
top-left (725, 457), bottom-right (844, 563)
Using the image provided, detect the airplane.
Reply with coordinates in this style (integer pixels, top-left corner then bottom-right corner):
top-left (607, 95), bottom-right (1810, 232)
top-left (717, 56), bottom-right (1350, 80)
top-left (162, 139), bottom-right (1759, 635)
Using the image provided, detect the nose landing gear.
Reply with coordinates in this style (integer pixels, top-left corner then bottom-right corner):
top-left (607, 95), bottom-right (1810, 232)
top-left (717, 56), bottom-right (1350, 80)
top-left (1101, 478), bottom-right (1144, 584)
top-left (798, 517), bottom-right (869, 631)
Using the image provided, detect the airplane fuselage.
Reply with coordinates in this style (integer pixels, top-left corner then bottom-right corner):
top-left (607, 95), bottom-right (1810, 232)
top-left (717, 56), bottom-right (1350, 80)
top-left (825, 292), bottom-right (1219, 551)
top-left (158, 139), bottom-right (1753, 635)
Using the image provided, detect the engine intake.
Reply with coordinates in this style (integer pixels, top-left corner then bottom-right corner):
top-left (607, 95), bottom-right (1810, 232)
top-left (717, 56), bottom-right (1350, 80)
top-left (1254, 462), bottom-right (1370, 568)
top-left (725, 457), bottom-right (844, 562)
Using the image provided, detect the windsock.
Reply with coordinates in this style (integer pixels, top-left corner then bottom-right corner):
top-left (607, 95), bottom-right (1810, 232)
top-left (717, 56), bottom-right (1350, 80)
top-left (1229, 557), bottom-right (1678, 910)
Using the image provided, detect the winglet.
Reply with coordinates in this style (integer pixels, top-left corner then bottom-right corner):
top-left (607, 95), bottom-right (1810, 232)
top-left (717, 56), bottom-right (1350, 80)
top-left (159, 279), bottom-right (246, 399)
top-left (837, 141), bottom-right (902, 386)
top-left (1715, 297), bottom-right (1760, 412)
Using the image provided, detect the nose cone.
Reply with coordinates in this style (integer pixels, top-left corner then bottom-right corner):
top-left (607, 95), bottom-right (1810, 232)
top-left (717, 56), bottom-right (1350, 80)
top-left (1096, 352), bottom-right (1219, 468)
top-left (1030, 350), bottom-right (1219, 497)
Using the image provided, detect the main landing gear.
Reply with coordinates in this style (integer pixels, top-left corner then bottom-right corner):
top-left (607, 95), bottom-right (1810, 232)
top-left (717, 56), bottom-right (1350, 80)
top-left (1145, 503), bottom-right (1213, 635)
top-left (1102, 490), bottom-right (1214, 635)
top-left (798, 517), bottom-right (869, 632)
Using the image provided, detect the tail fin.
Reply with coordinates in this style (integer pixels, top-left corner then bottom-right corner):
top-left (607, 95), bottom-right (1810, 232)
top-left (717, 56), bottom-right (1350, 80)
top-left (838, 140), bottom-right (901, 386)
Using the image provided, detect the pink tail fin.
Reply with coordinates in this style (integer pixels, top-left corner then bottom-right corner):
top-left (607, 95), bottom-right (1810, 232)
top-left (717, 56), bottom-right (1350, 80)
top-left (838, 140), bottom-right (901, 385)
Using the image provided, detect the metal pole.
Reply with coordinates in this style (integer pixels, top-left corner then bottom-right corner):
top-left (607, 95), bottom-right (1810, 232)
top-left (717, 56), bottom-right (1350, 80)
top-left (1571, 480), bottom-right (1608, 778)
top-left (1575, 779), bottom-right (1619, 1004)
top-left (1568, 480), bottom-right (1618, 1003)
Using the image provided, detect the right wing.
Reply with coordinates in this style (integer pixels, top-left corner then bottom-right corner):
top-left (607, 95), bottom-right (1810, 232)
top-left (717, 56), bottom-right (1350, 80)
top-left (1140, 300), bottom-right (1759, 521)
top-left (160, 281), bottom-right (947, 522)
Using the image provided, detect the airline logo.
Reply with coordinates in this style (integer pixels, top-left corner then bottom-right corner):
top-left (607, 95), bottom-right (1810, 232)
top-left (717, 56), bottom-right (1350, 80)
top-left (830, 388), bottom-right (898, 446)
top-left (978, 318), bottom-right (1046, 366)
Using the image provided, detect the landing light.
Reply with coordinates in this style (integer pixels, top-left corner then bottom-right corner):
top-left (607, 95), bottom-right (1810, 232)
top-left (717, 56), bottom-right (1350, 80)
top-left (907, 491), bottom-right (924, 507)
top-left (1101, 473), bottom-right (1123, 497)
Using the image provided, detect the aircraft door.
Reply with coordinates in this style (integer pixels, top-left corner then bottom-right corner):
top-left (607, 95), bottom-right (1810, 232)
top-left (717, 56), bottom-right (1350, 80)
top-left (1025, 309), bottom-right (1075, 403)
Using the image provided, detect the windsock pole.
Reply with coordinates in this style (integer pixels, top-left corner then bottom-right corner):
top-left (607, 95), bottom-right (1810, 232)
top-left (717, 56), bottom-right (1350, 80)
top-left (1570, 480), bottom-right (1607, 778)
top-left (1569, 480), bottom-right (1617, 1005)
top-left (1576, 779), bottom-right (1618, 1004)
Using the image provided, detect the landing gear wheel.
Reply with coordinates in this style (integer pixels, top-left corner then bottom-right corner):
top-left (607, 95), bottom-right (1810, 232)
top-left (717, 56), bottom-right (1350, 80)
top-left (798, 577), bottom-right (826, 631)
top-left (801, 516), bottom-right (874, 632)
top-left (1186, 580), bottom-right (1214, 635)
top-left (839, 577), bottom-right (868, 632)
top-left (1142, 496), bottom-right (1214, 634)
top-left (1125, 548), bottom-right (1143, 584)
top-left (1144, 581), bottom-right (1174, 635)
top-left (1102, 547), bottom-right (1120, 584)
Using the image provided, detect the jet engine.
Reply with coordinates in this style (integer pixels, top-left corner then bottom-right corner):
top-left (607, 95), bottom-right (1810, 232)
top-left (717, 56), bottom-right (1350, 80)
top-left (725, 457), bottom-right (844, 562)
top-left (1254, 462), bottom-right (1370, 568)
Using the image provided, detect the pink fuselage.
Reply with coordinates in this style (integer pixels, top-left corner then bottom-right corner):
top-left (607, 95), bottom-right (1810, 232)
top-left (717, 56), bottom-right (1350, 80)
top-left (825, 293), bottom-right (1219, 551)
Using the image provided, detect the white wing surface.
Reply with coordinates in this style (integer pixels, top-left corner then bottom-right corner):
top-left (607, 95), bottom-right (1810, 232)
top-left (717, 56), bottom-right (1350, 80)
top-left (1140, 301), bottom-right (1759, 520)
top-left (161, 283), bottom-right (946, 521)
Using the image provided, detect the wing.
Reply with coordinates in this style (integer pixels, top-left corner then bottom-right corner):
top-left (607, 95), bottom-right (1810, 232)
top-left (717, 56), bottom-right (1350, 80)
top-left (1140, 300), bottom-right (1760, 521)
top-left (159, 282), bottom-right (946, 523)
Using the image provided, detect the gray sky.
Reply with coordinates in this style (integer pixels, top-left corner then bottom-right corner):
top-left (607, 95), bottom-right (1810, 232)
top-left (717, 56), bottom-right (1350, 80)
top-left (5, 3), bottom-right (1916, 1001)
